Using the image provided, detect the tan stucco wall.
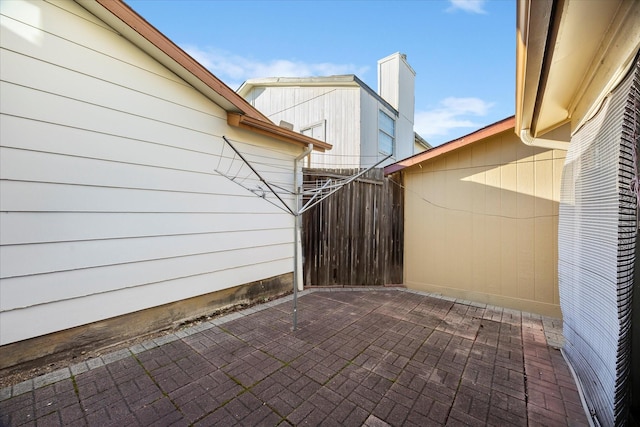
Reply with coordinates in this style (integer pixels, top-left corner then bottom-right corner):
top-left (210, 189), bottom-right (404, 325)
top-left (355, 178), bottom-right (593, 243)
top-left (403, 129), bottom-right (565, 317)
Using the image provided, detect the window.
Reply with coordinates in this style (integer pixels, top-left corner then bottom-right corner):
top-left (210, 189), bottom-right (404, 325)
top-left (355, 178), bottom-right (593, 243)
top-left (378, 110), bottom-right (395, 155)
top-left (301, 120), bottom-right (326, 141)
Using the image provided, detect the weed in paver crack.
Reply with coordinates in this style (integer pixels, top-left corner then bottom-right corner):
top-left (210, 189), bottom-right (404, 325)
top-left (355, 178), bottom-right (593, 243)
top-left (189, 372), bottom-right (288, 425)
top-left (70, 376), bottom-right (80, 398)
top-left (224, 372), bottom-right (246, 390)
top-left (69, 375), bottom-right (91, 426)
top-left (130, 353), bottom-right (185, 421)
top-left (436, 304), bottom-right (470, 424)
top-left (522, 343), bottom-right (529, 407)
top-left (332, 360), bottom-right (354, 378)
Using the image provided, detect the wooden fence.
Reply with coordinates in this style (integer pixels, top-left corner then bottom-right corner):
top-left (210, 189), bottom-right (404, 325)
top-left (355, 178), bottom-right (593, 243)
top-left (301, 168), bottom-right (403, 286)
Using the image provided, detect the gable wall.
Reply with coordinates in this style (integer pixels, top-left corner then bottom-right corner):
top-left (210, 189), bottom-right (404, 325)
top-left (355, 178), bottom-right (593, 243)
top-left (359, 89), bottom-right (399, 167)
top-left (403, 129), bottom-right (565, 317)
top-left (0, 0), bottom-right (297, 350)
top-left (245, 85), bottom-right (360, 168)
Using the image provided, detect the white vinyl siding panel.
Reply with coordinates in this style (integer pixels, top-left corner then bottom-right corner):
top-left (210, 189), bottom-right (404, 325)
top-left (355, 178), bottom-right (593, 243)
top-left (1, 243), bottom-right (291, 313)
top-left (360, 90), bottom-right (397, 167)
top-left (1, 229), bottom-right (290, 280)
top-left (378, 59), bottom-right (400, 110)
top-left (1, 258), bottom-right (292, 345)
top-left (0, 212), bottom-right (291, 245)
top-left (247, 86), bottom-right (360, 168)
top-left (0, 0), bottom-right (296, 344)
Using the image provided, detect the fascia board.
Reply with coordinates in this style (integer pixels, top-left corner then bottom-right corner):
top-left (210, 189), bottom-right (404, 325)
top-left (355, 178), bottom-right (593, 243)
top-left (385, 117), bottom-right (515, 175)
top-left (227, 113), bottom-right (332, 152)
top-left (75, 0), bottom-right (332, 152)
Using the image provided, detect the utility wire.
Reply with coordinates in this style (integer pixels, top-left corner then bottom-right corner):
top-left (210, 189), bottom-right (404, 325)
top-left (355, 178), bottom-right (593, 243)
top-left (388, 177), bottom-right (559, 220)
top-left (264, 89), bottom-right (338, 118)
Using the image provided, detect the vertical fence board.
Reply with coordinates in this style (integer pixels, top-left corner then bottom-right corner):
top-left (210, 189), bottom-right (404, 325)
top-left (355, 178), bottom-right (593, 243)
top-left (302, 169), bottom-right (403, 286)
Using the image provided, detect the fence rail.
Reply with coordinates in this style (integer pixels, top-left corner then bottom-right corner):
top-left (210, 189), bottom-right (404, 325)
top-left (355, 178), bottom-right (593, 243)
top-left (302, 168), bottom-right (403, 286)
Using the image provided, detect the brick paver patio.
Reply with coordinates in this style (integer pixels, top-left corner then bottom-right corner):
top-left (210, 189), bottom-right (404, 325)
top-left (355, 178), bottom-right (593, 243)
top-left (0, 288), bottom-right (589, 426)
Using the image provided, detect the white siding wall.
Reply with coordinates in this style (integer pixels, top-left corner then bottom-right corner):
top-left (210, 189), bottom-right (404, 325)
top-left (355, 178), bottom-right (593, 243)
top-left (360, 90), bottom-right (383, 164)
top-left (246, 86), bottom-right (360, 168)
top-left (395, 111), bottom-right (415, 160)
top-left (360, 90), bottom-right (404, 167)
top-left (378, 54), bottom-right (415, 161)
top-left (0, 0), bottom-right (297, 345)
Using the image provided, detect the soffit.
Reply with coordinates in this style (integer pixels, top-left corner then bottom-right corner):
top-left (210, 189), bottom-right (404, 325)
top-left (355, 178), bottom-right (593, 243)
top-left (517, 0), bottom-right (640, 141)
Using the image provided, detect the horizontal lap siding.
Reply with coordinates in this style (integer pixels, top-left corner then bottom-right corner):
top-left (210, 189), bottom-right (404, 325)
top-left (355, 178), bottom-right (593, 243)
top-left (0, 0), bottom-right (295, 345)
top-left (0, 212), bottom-right (292, 244)
top-left (1, 229), bottom-right (291, 280)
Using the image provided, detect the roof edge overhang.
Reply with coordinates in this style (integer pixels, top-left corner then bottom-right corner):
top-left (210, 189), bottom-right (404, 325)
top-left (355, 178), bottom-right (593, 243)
top-left (228, 113), bottom-right (331, 152)
top-left (237, 75), bottom-right (360, 97)
top-left (236, 74), bottom-right (399, 117)
top-left (76, 1), bottom-right (331, 152)
top-left (516, 0), bottom-right (640, 148)
top-left (384, 116), bottom-right (515, 175)
top-left (414, 132), bottom-right (432, 150)
top-left (80, 0), bottom-right (268, 121)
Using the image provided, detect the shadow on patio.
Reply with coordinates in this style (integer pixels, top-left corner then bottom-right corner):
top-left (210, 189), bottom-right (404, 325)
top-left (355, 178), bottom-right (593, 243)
top-left (0, 289), bottom-right (589, 426)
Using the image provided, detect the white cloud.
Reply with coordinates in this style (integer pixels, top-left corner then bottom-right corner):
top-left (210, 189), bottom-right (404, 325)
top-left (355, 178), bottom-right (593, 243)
top-left (447, 0), bottom-right (487, 14)
top-left (414, 97), bottom-right (494, 142)
top-left (184, 45), bottom-right (369, 90)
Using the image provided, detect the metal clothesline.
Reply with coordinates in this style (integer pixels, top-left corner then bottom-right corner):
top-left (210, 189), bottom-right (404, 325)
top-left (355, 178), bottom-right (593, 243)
top-left (216, 135), bottom-right (390, 329)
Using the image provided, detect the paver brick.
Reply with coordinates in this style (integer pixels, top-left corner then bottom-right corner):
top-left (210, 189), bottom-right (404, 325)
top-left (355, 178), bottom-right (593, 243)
top-left (448, 408), bottom-right (488, 427)
top-left (343, 406), bottom-right (370, 426)
top-left (261, 392), bottom-right (300, 417)
top-left (57, 403), bottom-right (85, 425)
top-left (192, 406), bottom-right (236, 426)
top-left (1, 290), bottom-right (590, 427)
top-left (286, 400), bottom-right (317, 425)
top-left (487, 409), bottom-right (527, 426)
top-left (306, 388), bottom-right (339, 414)
top-left (328, 398), bottom-right (356, 423)
top-left (429, 400), bottom-right (451, 424)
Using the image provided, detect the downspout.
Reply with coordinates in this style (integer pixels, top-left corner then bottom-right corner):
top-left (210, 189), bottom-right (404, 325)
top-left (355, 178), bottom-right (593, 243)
top-left (293, 143), bottom-right (313, 330)
top-left (520, 128), bottom-right (536, 146)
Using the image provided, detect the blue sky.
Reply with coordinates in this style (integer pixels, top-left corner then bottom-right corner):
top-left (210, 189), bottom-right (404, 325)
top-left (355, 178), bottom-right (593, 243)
top-left (127, 0), bottom-right (516, 146)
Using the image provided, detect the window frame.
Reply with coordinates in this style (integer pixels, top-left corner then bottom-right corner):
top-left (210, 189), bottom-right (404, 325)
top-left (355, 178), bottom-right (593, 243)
top-left (301, 120), bottom-right (326, 142)
top-left (378, 110), bottom-right (395, 156)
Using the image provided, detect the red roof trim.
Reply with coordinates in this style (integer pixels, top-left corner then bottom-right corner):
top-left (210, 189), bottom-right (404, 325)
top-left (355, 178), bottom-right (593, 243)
top-left (90, 1), bottom-right (331, 152)
top-left (384, 116), bottom-right (515, 175)
top-left (94, 0), bottom-right (268, 121)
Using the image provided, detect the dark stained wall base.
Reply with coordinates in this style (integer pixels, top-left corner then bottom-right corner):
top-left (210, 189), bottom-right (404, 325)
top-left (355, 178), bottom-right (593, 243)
top-left (0, 273), bottom-right (293, 375)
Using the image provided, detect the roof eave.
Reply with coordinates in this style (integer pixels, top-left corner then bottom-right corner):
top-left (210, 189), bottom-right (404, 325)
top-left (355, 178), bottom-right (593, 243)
top-left (75, 0), bottom-right (332, 152)
top-left (237, 75), bottom-right (360, 97)
top-left (385, 116), bottom-right (515, 175)
top-left (227, 113), bottom-right (331, 152)
top-left (516, 0), bottom-right (640, 147)
top-left (515, 0), bottom-right (554, 145)
top-left (80, 0), bottom-right (268, 121)
top-left (236, 75), bottom-right (399, 117)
